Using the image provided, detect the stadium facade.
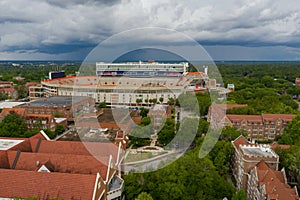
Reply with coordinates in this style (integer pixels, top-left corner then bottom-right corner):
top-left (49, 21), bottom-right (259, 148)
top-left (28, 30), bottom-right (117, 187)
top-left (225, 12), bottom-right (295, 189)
top-left (38, 61), bottom-right (215, 107)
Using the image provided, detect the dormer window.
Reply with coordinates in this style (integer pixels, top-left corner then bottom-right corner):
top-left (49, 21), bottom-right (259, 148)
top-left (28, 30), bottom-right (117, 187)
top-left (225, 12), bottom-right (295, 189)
top-left (38, 165), bottom-right (51, 173)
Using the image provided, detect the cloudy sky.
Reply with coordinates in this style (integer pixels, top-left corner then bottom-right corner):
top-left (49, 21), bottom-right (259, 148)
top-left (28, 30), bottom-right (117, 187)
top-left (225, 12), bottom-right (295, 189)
top-left (0, 0), bottom-right (300, 61)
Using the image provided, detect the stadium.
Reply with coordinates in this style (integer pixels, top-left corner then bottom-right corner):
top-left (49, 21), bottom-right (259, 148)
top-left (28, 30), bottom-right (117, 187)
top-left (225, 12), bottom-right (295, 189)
top-left (40, 61), bottom-right (213, 107)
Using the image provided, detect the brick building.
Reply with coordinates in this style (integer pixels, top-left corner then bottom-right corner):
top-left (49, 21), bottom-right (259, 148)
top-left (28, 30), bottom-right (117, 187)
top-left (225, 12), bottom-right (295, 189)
top-left (0, 81), bottom-right (16, 98)
top-left (232, 135), bottom-right (279, 191)
top-left (225, 114), bottom-right (296, 141)
top-left (247, 160), bottom-right (299, 200)
top-left (0, 107), bottom-right (67, 131)
top-left (207, 103), bottom-right (248, 129)
top-left (19, 96), bottom-right (95, 122)
top-left (296, 78), bottom-right (300, 87)
top-left (0, 131), bottom-right (125, 199)
top-left (148, 104), bottom-right (168, 132)
top-left (27, 82), bottom-right (44, 101)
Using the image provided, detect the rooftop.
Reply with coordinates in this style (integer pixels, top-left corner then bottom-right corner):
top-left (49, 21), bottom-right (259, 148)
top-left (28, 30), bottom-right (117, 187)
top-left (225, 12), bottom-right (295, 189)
top-left (0, 101), bottom-right (25, 109)
top-left (227, 114), bottom-right (262, 122)
top-left (0, 139), bottom-right (24, 150)
top-left (0, 169), bottom-right (96, 200)
top-left (241, 145), bottom-right (276, 158)
top-left (255, 161), bottom-right (299, 200)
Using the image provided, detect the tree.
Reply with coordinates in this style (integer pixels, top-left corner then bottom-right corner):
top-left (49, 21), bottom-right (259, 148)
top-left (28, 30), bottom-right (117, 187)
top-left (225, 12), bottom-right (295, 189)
top-left (152, 98), bottom-right (157, 104)
top-left (55, 124), bottom-right (65, 137)
top-left (221, 126), bottom-right (247, 142)
top-left (167, 97), bottom-right (175, 105)
top-left (159, 97), bottom-right (164, 104)
top-left (0, 113), bottom-right (27, 137)
top-left (124, 142), bottom-right (236, 199)
top-left (98, 101), bottom-right (107, 109)
top-left (44, 128), bottom-right (56, 139)
top-left (136, 98), bottom-right (143, 105)
top-left (232, 190), bottom-right (248, 200)
top-left (140, 117), bottom-right (151, 126)
top-left (196, 92), bottom-right (211, 116)
top-left (209, 140), bottom-right (234, 176)
top-left (135, 192), bottom-right (153, 200)
top-left (276, 146), bottom-right (300, 175)
top-left (157, 118), bottom-right (175, 146)
top-left (140, 107), bottom-right (149, 118)
top-left (14, 85), bottom-right (27, 99)
top-left (278, 115), bottom-right (300, 145)
top-left (197, 118), bottom-right (209, 136)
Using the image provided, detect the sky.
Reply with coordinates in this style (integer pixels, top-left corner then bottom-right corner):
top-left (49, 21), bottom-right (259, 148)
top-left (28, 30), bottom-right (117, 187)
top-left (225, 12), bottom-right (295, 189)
top-left (0, 0), bottom-right (300, 61)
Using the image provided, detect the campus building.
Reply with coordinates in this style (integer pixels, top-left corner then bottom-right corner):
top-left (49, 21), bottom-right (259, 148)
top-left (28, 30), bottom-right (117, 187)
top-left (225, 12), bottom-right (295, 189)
top-left (208, 104), bottom-right (296, 141)
top-left (41, 61), bottom-right (212, 107)
top-left (247, 161), bottom-right (299, 200)
top-left (232, 135), bottom-right (279, 191)
top-left (28, 83), bottom-right (44, 101)
top-left (296, 78), bottom-right (300, 87)
top-left (225, 114), bottom-right (296, 141)
top-left (207, 103), bottom-right (248, 129)
top-left (232, 135), bottom-right (299, 200)
top-left (18, 96), bottom-right (95, 122)
top-left (0, 131), bottom-right (125, 200)
top-left (0, 81), bottom-right (16, 98)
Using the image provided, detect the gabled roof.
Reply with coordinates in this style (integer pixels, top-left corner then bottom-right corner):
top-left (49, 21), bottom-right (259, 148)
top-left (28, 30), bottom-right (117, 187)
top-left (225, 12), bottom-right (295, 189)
top-left (262, 114), bottom-right (296, 121)
top-left (256, 160), bottom-right (299, 200)
top-left (0, 108), bottom-right (25, 118)
top-left (30, 130), bottom-right (50, 141)
top-left (25, 113), bottom-right (53, 119)
top-left (227, 114), bottom-right (262, 122)
top-left (7, 151), bottom-right (109, 179)
top-left (0, 132), bottom-right (123, 200)
top-left (232, 135), bottom-right (249, 149)
top-left (0, 169), bottom-right (96, 200)
top-left (37, 140), bottom-right (119, 162)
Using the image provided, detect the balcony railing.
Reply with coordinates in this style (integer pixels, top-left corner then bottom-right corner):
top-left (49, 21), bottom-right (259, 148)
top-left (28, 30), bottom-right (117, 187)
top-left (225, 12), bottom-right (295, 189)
top-left (107, 176), bottom-right (124, 200)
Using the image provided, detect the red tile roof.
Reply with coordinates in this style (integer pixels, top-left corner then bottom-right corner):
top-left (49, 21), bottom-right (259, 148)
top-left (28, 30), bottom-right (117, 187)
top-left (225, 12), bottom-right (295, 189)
top-left (0, 108), bottom-right (25, 118)
top-left (262, 114), bottom-right (296, 121)
top-left (25, 113), bottom-right (53, 119)
top-left (256, 161), bottom-right (299, 200)
top-left (227, 114), bottom-right (262, 122)
top-left (0, 169), bottom-right (96, 199)
top-left (7, 151), bottom-right (109, 179)
top-left (0, 132), bottom-right (123, 199)
top-left (37, 140), bottom-right (119, 162)
top-left (232, 135), bottom-right (249, 149)
top-left (270, 143), bottom-right (291, 151)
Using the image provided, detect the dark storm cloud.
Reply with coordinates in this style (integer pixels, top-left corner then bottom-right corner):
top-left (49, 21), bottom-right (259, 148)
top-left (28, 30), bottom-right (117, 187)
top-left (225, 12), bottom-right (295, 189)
top-left (45, 0), bottom-right (121, 8)
top-left (0, 0), bottom-right (300, 60)
top-left (0, 17), bottom-right (33, 24)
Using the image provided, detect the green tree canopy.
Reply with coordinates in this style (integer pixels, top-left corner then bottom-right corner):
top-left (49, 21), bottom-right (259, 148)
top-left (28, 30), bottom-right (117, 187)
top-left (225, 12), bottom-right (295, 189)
top-left (0, 113), bottom-right (28, 137)
top-left (135, 192), bottom-right (154, 200)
